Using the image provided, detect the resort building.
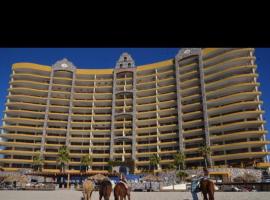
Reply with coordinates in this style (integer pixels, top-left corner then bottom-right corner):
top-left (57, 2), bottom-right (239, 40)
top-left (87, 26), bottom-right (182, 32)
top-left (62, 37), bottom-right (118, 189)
top-left (0, 48), bottom-right (269, 173)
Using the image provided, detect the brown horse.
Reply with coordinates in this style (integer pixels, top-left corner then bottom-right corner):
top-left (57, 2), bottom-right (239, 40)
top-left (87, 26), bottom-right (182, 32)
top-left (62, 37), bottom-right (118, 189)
top-left (200, 179), bottom-right (215, 200)
top-left (114, 182), bottom-right (130, 200)
top-left (82, 180), bottom-right (94, 200)
top-left (99, 178), bottom-right (112, 200)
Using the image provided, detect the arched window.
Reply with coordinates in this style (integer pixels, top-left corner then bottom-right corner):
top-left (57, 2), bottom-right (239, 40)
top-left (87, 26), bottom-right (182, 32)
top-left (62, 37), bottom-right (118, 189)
top-left (128, 63), bottom-right (131, 67)
top-left (120, 64), bottom-right (123, 68)
top-left (124, 57), bottom-right (127, 61)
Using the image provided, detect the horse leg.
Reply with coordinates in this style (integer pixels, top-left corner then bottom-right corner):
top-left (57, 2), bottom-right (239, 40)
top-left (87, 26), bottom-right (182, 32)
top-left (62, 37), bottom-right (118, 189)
top-left (202, 191), bottom-right (208, 200)
top-left (89, 191), bottom-right (93, 200)
top-left (99, 192), bottom-right (102, 200)
top-left (208, 191), bottom-right (214, 200)
top-left (83, 192), bottom-right (86, 200)
top-left (208, 185), bottom-right (215, 200)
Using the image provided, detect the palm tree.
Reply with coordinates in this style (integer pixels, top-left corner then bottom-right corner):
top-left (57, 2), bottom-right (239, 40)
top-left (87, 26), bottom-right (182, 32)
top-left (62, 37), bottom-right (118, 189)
top-left (149, 154), bottom-right (160, 174)
top-left (80, 154), bottom-right (92, 172)
top-left (198, 145), bottom-right (211, 168)
top-left (174, 151), bottom-right (186, 170)
top-left (32, 153), bottom-right (44, 172)
top-left (176, 171), bottom-right (188, 183)
top-left (57, 145), bottom-right (70, 172)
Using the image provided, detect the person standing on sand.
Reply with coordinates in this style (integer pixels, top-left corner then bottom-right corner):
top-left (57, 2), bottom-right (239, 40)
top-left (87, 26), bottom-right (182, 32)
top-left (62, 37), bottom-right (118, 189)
top-left (191, 167), bottom-right (210, 200)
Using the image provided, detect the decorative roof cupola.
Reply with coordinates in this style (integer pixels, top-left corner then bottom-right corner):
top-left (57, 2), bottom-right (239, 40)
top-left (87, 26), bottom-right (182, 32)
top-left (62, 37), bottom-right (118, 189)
top-left (175, 48), bottom-right (201, 60)
top-left (115, 52), bottom-right (135, 69)
top-left (52, 58), bottom-right (76, 72)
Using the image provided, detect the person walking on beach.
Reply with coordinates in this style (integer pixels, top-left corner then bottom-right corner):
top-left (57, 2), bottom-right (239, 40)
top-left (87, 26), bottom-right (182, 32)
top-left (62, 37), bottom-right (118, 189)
top-left (191, 167), bottom-right (211, 200)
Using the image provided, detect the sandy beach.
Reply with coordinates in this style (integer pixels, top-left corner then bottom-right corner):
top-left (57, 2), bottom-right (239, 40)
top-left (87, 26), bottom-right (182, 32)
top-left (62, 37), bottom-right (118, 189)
top-left (0, 190), bottom-right (270, 200)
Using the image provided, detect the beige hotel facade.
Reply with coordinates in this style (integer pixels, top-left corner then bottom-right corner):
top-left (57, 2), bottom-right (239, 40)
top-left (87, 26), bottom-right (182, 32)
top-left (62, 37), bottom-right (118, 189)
top-left (0, 48), bottom-right (269, 173)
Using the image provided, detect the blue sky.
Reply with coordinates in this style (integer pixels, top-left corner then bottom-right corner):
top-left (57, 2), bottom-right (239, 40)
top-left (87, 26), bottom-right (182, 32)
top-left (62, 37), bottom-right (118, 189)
top-left (0, 48), bottom-right (269, 145)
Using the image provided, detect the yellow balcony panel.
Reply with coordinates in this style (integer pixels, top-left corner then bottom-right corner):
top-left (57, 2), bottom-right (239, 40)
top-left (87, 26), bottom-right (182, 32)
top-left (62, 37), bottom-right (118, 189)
top-left (6, 101), bottom-right (46, 108)
top-left (136, 143), bottom-right (158, 147)
top-left (183, 128), bottom-right (203, 135)
top-left (207, 91), bottom-right (261, 105)
top-left (2, 125), bottom-right (43, 132)
top-left (179, 61), bottom-right (198, 71)
top-left (209, 110), bottom-right (264, 123)
top-left (136, 152), bottom-right (157, 156)
top-left (0, 141), bottom-right (41, 148)
top-left (208, 101), bottom-right (262, 115)
top-left (160, 159), bottom-right (174, 164)
top-left (180, 69), bottom-right (198, 79)
top-left (114, 128), bottom-right (132, 132)
top-left (206, 82), bottom-right (260, 98)
top-left (159, 150), bottom-right (177, 155)
top-left (204, 56), bottom-right (256, 74)
top-left (135, 160), bottom-right (149, 165)
top-left (69, 137), bottom-right (90, 141)
top-left (53, 76), bottom-right (72, 81)
top-left (44, 160), bottom-right (57, 164)
top-left (203, 48), bottom-right (254, 63)
top-left (44, 143), bottom-right (62, 148)
top-left (5, 109), bottom-right (45, 116)
top-left (159, 124), bottom-right (177, 130)
top-left (184, 156), bottom-right (204, 162)
top-left (183, 119), bottom-right (203, 127)
top-left (113, 153), bottom-right (132, 156)
top-left (2, 167), bottom-right (22, 172)
top-left (209, 120), bottom-right (265, 132)
top-left (92, 154), bottom-right (110, 158)
top-left (136, 126), bottom-right (157, 131)
top-left (136, 134), bottom-right (158, 139)
top-left (46, 135), bottom-right (66, 140)
top-left (210, 130), bottom-right (267, 141)
top-left (9, 87), bottom-right (48, 94)
top-left (46, 127), bottom-right (67, 132)
top-left (0, 158), bottom-right (33, 164)
top-left (48, 112), bottom-right (69, 116)
top-left (182, 102), bottom-right (201, 110)
top-left (11, 80), bottom-right (49, 87)
top-left (205, 73), bottom-right (258, 90)
top-left (0, 150), bottom-right (39, 156)
top-left (43, 152), bottom-right (58, 156)
top-left (136, 118), bottom-right (156, 124)
top-left (211, 141), bottom-right (269, 151)
top-left (184, 147), bottom-right (199, 152)
top-left (182, 94), bottom-right (200, 102)
top-left (12, 73), bottom-right (50, 80)
top-left (91, 145), bottom-right (110, 149)
top-left (159, 133), bottom-right (178, 138)
top-left (3, 117), bottom-right (44, 124)
top-left (204, 65), bottom-right (257, 81)
top-left (91, 162), bottom-right (108, 166)
top-left (92, 137), bottom-right (110, 141)
top-left (184, 137), bottom-right (204, 143)
top-left (159, 141), bottom-right (177, 146)
top-left (136, 102), bottom-right (156, 107)
top-left (114, 121), bottom-right (132, 125)
top-left (212, 152), bottom-right (269, 161)
top-left (8, 94), bottom-right (47, 101)
top-left (0, 133), bottom-right (42, 140)
top-left (113, 144), bottom-right (131, 148)
top-left (13, 63), bottom-right (51, 72)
